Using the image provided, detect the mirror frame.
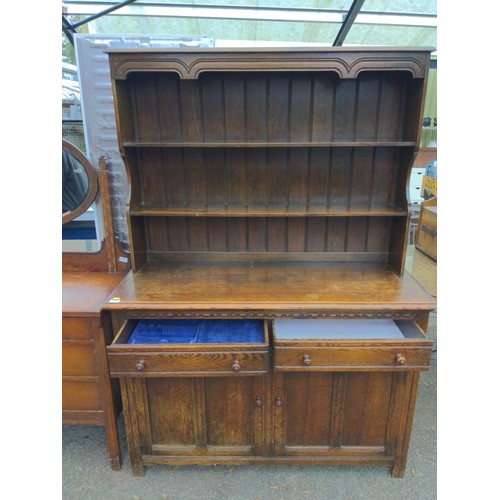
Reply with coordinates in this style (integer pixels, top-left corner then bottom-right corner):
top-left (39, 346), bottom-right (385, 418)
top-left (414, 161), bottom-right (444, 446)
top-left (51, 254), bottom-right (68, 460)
top-left (62, 138), bottom-right (99, 224)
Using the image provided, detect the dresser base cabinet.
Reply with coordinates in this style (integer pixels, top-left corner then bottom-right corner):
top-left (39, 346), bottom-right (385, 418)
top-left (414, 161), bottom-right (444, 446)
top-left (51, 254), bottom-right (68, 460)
top-left (116, 370), bottom-right (421, 477)
top-left (105, 315), bottom-right (432, 477)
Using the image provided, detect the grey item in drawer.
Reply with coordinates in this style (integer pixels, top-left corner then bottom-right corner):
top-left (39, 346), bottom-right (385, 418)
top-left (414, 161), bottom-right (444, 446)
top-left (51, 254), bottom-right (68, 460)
top-left (273, 319), bottom-right (405, 340)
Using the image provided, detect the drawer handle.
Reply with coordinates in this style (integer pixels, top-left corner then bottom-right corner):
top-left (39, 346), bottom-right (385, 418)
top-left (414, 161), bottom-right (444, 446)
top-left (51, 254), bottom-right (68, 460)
top-left (255, 396), bottom-right (263, 408)
top-left (232, 360), bottom-right (241, 372)
top-left (135, 360), bottom-right (145, 371)
top-left (395, 354), bottom-right (407, 365)
top-left (275, 397), bottom-right (283, 407)
top-left (303, 354), bottom-right (312, 367)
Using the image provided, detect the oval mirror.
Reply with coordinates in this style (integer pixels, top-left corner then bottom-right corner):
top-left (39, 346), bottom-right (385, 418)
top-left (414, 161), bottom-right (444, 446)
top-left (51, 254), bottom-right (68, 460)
top-left (62, 139), bottom-right (98, 224)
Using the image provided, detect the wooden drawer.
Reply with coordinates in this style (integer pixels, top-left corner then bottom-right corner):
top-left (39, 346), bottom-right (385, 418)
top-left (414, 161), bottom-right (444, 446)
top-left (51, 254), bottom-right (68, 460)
top-left (62, 343), bottom-right (98, 376)
top-left (62, 380), bottom-right (101, 411)
top-left (107, 319), bottom-right (269, 377)
top-left (62, 317), bottom-right (96, 341)
top-left (272, 319), bottom-right (432, 371)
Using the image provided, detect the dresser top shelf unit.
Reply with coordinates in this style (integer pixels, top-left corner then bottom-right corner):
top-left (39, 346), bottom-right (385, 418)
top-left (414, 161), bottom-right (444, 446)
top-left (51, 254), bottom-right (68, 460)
top-left (108, 47), bottom-right (433, 277)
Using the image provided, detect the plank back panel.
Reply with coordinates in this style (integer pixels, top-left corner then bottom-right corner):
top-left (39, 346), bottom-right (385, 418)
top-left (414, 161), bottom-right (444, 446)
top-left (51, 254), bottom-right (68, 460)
top-left (143, 216), bottom-right (394, 259)
top-left (122, 71), bottom-right (421, 146)
top-left (133, 147), bottom-right (405, 211)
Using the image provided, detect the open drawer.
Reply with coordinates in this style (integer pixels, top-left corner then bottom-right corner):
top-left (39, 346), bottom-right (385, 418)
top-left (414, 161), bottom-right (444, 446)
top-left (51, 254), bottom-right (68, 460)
top-left (272, 319), bottom-right (433, 371)
top-left (107, 319), bottom-right (269, 377)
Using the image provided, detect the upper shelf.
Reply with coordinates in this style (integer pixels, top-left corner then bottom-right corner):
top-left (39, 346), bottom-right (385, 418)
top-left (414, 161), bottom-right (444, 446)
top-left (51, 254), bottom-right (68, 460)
top-left (123, 141), bottom-right (417, 149)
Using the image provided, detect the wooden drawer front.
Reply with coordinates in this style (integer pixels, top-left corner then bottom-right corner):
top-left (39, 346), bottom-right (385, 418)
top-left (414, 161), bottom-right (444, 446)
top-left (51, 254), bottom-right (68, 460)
top-left (62, 344), bottom-right (98, 376)
top-left (62, 317), bottom-right (96, 341)
top-left (62, 380), bottom-right (101, 411)
top-left (272, 319), bottom-right (433, 371)
top-left (274, 345), bottom-right (431, 371)
top-left (109, 351), bottom-right (268, 376)
top-left (108, 319), bottom-right (269, 377)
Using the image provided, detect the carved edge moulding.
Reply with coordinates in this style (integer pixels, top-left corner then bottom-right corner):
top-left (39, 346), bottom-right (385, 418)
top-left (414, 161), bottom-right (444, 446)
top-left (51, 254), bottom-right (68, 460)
top-left (109, 48), bottom-right (431, 80)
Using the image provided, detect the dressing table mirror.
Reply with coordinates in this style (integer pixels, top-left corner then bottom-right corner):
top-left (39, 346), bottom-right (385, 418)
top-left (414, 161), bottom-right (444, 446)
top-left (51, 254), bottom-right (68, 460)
top-left (62, 138), bottom-right (98, 225)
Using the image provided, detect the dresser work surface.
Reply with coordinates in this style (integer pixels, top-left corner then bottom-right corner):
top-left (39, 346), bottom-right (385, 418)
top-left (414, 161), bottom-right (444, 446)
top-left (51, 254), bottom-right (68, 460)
top-left (103, 262), bottom-right (434, 314)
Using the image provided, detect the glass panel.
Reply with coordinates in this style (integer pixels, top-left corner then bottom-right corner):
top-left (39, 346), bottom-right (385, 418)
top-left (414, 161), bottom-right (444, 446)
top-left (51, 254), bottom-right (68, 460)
top-left (361, 0), bottom-right (437, 15)
top-left (74, 0), bottom-right (353, 8)
top-left (90, 16), bottom-right (342, 44)
top-left (344, 24), bottom-right (436, 47)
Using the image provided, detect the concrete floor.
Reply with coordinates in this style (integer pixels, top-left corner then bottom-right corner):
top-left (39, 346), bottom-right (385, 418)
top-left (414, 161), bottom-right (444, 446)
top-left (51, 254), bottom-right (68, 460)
top-left (63, 246), bottom-right (437, 499)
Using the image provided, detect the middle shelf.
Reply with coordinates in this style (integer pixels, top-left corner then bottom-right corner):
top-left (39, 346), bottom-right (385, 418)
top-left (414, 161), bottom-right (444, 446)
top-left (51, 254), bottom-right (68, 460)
top-left (130, 203), bottom-right (407, 218)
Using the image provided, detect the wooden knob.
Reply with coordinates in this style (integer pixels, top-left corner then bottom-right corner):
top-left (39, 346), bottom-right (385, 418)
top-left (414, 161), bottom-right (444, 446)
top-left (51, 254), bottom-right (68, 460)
top-left (275, 397), bottom-right (283, 407)
top-left (135, 360), bottom-right (145, 371)
top-left (303, 354), bottom-right (312, 366)
top-left (395, 353), bottom-right (406, 365)
top-left (232, 360), bottom-right (241, 372)
top-left (255, 396), bottom-right (263, 408)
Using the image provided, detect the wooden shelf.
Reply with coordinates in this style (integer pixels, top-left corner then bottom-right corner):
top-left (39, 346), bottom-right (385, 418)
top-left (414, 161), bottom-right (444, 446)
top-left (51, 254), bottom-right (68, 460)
top-left (130, 204), bottom-right (408, 217)
top-left (123, 141), bottom-right (417, 149)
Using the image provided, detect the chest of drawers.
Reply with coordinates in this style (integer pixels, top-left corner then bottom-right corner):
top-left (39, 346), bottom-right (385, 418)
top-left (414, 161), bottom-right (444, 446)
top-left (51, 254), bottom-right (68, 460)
top-left (62, 271), bottom-right (124, 470)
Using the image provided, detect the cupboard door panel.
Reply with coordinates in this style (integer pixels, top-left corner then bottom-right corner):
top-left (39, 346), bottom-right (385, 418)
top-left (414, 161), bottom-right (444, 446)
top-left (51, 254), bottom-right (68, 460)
top-left (284, 372), bottom-right (333, 446)
top-left (139, 377), bottom-right (264, 456)
top-left (146, 378), bottom-right (197, 446)
top-left (278, 372), bottom-right (395, 454)
top-left (341, 372), bottom-right (393, 447)
top-left (205, 378), bottom-right (252, 447)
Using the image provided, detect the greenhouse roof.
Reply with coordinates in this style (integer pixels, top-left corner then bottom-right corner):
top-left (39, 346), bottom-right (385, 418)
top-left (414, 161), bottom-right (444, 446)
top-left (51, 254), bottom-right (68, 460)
top-left (62, 1), bottom-right (437, 59)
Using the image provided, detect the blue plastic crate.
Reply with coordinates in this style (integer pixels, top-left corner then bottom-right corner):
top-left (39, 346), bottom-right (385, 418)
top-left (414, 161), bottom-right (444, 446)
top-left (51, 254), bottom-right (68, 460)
top-left (127, 319), bottom-right (264, 344)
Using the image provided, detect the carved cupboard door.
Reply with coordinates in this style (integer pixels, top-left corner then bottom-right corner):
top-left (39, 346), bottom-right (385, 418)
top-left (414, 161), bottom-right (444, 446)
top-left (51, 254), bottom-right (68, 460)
top-left (120, 375), bottom-right (268, 474)
top-left (272, 371), bottom-right (418, 472)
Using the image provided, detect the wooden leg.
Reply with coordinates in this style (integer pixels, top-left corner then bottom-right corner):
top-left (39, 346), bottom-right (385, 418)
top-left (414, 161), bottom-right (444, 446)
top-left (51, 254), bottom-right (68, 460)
top-left (105, 420), bottom-right (122, 471)
top-left (98, 315), bottom-right (123, 470)
top-left (391, 371), bottom-right (420, 478)
top-left (120, 378), bottom-right (146, 476)
top-left (131, 461), bottom-right (145, 477)
top-left (110, 454), bottom-right (122, 471)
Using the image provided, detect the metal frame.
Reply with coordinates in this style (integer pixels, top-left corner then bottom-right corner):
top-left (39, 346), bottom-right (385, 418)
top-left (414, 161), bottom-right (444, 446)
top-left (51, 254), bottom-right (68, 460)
top-left (63, 0), bottom-right (138, 45)
top-left (333, 0), bottom-right (366, 46)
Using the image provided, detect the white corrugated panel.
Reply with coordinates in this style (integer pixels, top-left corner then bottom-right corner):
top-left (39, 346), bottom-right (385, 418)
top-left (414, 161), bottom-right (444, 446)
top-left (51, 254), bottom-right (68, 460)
top-left (74, 34), bottom-right (215, 250)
